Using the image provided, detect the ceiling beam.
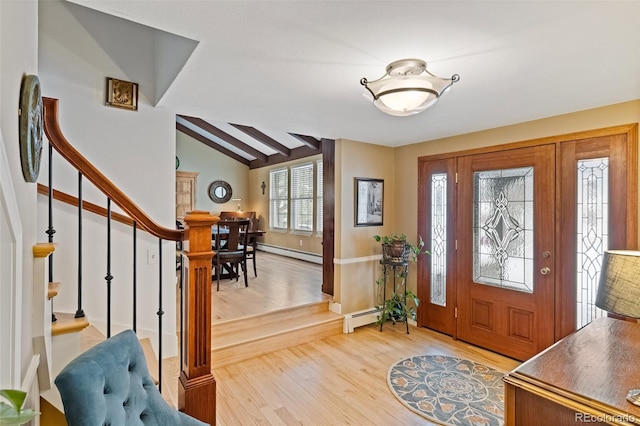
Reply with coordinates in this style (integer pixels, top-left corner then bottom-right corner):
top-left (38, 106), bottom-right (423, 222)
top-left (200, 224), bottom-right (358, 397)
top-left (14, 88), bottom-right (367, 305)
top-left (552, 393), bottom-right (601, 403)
top-left (176, 123), bottom-right (250, 166)
top-left (178, 116), bottom-right (269, 162)
top-left (249, 141), bottom-right (323, 169)
top-left (230, 124), bottom-right (291, 157)
top-left (288, 133), bottom-right (320, 150)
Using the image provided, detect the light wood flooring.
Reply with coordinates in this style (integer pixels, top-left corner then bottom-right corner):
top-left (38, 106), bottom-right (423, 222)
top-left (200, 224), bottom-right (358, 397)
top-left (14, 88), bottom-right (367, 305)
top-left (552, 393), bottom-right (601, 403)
top-left (166, 252), bottom-right (521, 425)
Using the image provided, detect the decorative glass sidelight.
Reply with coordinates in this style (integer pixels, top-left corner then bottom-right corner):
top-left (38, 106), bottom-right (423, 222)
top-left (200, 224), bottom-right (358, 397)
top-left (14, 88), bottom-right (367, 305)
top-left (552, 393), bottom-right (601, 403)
top-left (576, 158), bottom-right (609, 329)
top-left (473, 167), bottom-right (534, 292)
top-left (430, 173), bottom-right (447, 306)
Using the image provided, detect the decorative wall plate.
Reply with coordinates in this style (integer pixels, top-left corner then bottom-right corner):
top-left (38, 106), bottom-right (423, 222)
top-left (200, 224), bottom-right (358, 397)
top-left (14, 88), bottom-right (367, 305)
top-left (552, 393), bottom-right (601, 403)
top-left (19, 74), bottom-right (44, 183)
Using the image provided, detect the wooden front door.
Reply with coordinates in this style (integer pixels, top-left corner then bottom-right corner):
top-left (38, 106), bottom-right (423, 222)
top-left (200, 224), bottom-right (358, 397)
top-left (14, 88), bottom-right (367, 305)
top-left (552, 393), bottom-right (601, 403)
top-left (456, 145), bottom-right (555, 360)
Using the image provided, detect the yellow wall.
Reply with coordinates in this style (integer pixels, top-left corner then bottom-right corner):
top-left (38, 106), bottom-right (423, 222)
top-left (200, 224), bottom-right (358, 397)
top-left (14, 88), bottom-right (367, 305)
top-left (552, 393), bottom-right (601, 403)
top-left (248, 154), bottom-right (323, 255)
top-left (333, 139), bottom-right (395, 312)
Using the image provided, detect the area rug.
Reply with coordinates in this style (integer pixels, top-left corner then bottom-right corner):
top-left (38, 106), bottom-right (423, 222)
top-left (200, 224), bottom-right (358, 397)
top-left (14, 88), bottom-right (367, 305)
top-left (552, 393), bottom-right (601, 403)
top-left (387, 355), bottom-right (505, 426)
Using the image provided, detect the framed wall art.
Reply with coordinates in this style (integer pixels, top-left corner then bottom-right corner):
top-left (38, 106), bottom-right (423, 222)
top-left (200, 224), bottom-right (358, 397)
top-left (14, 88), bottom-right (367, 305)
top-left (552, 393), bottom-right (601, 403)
top-left (105, 77), bottom-right (138, 111)
top-left (355, 177), bottom-right (383, 227)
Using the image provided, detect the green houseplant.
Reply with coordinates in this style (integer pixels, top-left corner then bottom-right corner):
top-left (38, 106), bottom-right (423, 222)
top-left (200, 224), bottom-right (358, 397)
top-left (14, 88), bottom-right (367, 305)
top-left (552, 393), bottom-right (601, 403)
top-left (0, 389), bottom-right (39, 425)
top-left (373, 233), bottom-right (428, 331)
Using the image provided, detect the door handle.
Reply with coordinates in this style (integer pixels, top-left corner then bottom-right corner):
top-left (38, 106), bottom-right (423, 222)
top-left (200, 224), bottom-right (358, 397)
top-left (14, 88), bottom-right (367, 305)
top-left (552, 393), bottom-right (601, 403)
top-left (540, 267), bottom-right (551, 275)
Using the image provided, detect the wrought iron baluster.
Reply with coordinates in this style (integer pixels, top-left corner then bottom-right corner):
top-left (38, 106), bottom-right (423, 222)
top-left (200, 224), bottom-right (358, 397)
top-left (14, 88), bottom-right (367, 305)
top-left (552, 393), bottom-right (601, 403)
top-left (133, 221), bottom-right (137, 333)
top-left (157, 238), bottom-right (164, 392)
top-left (75, 172), bottom-right (84, 319)
top-left (105, 198), bottom-right (113, 338)
top-left (47, 143), bottom-right (57, 322)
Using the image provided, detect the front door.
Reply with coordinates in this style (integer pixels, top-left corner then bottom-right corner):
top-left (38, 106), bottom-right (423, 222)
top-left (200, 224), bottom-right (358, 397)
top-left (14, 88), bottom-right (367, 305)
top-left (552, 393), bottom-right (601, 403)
top-left (456, 145), bottom-right (555, 360)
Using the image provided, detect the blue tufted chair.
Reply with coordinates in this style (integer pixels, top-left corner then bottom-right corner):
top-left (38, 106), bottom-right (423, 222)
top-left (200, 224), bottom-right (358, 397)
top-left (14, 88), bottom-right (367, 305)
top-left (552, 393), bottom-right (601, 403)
top-left (55, 329), bottom-right (208, 426)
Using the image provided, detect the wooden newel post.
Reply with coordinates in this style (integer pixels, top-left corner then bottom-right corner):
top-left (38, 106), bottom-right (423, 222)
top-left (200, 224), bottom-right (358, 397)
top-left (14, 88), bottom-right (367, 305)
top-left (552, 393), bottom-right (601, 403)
top-left (179, 210), bottom-right (218, 425)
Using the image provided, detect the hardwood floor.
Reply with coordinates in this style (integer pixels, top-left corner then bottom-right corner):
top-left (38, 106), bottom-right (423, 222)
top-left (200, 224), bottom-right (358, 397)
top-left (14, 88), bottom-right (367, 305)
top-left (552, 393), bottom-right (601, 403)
top-left (213, 324), bottom-right (520, 426)
top-left (168, 252), bottom-right (521, 425)
top-left (208, 251), bottom-right (328, 322)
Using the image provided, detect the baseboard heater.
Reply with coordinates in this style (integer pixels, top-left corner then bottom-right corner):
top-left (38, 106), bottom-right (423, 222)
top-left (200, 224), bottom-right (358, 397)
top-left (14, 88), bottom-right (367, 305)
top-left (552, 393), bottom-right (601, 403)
top-left (343, 308), bottom-right (380, 333)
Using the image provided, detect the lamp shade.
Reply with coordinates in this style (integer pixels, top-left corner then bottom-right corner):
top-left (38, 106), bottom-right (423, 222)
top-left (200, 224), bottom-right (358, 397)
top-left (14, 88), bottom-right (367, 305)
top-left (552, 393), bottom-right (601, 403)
top-left (360, 59), bottom-right (459, 117)
top-left (595, 250), bottom-right (640, 319)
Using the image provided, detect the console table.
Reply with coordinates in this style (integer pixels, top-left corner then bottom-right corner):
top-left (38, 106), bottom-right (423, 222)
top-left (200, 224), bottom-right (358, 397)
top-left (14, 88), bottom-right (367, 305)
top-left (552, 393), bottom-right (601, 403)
top-left (504, 316), bottom-right (640, 425)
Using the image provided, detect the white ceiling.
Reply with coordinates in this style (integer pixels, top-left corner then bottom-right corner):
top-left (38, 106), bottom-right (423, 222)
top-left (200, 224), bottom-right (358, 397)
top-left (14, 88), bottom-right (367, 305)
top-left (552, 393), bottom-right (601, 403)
top-left (69, 0), bottom-right (640, 147)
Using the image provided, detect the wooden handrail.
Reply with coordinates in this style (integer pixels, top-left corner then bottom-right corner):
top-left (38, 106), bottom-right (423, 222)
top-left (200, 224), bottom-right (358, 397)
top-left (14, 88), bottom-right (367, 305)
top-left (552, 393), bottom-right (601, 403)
top-left (43, 97), bottom-right (183, 242)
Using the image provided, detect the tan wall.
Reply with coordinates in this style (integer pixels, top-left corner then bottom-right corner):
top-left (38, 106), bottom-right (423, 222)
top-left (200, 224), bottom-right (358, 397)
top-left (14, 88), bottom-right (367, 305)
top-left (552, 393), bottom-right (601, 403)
top-left (333, 139), bottom-right (396, 313)
top-left (248, 154), bottom-right (323, 255)
top-left (392, 100), bottom-right (640, 298)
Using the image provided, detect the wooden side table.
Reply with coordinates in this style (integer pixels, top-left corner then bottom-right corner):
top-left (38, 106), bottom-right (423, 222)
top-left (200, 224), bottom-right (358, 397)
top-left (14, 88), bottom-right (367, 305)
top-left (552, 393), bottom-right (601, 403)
top-left (504, 317), bottom-right (640, 425)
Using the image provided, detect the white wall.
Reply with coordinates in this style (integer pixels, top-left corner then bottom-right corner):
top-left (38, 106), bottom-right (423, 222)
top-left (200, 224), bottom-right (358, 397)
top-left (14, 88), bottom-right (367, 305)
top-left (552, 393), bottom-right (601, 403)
top-left (0, 0), bottom-right (39, 389)
top-left (37, 0), bottom-right (179, 356)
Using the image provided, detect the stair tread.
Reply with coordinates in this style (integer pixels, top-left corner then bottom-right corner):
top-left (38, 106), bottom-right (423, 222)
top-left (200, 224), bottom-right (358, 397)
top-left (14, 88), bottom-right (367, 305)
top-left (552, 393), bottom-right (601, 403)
top-left (52, 312), bottom-right (90, 336)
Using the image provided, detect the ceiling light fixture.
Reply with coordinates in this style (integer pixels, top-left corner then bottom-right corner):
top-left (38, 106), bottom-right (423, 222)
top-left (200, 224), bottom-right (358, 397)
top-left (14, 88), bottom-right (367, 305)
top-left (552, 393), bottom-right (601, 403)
top-left (360, 58), bottom-right (459, 117)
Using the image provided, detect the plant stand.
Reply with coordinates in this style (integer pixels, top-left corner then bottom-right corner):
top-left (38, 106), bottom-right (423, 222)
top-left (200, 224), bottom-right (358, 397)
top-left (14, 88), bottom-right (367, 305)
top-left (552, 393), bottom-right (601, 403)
top-left (379, 256), bottom-right (410, 334)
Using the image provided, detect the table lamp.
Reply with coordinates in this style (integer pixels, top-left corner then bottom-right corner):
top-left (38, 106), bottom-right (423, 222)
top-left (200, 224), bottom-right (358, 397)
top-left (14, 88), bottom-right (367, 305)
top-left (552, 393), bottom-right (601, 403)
top-left (595, 249), bottom-right (640, 406)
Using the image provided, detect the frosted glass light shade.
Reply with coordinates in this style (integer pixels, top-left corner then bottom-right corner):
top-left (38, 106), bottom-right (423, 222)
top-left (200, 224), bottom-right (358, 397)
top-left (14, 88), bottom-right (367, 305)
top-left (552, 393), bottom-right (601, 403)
top-left (361, 59), bottom-right (459, 117)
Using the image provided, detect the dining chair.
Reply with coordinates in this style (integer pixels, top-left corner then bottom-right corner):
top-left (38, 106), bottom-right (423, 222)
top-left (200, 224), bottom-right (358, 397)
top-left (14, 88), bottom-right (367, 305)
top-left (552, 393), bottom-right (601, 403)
top-left (219, 212), bottom-right (259, 277)
top-left (213, 219), bottom-right (250, 291)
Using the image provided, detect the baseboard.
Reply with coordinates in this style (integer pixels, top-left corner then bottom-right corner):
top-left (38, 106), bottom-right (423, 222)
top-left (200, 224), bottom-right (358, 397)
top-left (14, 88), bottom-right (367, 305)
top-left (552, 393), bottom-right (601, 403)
top-left (257, 243), bottom-right (322, 264)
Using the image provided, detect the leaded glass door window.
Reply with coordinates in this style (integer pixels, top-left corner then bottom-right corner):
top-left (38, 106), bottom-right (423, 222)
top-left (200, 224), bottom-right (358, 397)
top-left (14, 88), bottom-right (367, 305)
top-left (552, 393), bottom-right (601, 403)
top-left (473, 167), bottom-right (534, 293)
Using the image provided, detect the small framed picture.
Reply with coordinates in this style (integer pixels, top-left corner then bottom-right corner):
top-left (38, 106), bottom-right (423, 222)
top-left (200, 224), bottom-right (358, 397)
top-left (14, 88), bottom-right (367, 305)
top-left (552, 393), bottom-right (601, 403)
top-left (355, 177), bottom-right (384, 227)
top-left (105, 77), bottom-right (138, 111)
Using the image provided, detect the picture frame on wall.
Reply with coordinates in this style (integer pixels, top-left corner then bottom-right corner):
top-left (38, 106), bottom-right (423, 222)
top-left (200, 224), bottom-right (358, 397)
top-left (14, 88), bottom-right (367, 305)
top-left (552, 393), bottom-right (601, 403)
top-left (105, 77), bottom-right (138, 111)
top-left (355, 177), bottom-right (383, 227)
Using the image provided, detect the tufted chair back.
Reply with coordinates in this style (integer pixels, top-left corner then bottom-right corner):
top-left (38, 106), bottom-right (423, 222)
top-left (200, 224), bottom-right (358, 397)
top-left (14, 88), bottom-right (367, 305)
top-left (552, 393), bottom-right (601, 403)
top-left (55, 329), bottom-right (208, 426)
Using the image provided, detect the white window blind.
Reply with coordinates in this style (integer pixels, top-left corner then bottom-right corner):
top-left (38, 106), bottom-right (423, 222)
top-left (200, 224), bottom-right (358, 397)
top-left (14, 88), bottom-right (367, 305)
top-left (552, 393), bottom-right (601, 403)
top-left (269, 169), bottom-right (288, 229)
top-left (291, 163), bottom-right (314, 232)
top-left (317, 160), bottom-right (323, 233)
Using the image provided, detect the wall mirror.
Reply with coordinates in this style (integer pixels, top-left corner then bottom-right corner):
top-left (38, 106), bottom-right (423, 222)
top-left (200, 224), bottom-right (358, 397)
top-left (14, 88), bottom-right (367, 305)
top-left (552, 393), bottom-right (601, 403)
top-left (208, 180), bottom-right (232, 203)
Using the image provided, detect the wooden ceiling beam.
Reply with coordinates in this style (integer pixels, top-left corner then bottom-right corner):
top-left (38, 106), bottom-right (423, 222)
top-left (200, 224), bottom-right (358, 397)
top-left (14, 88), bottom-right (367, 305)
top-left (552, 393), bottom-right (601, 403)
top-left (178, 116), bottom-right (269, 162)
top-left (249, 141), bottom-right (323, 169)
top-left (176, 123), bottom-right (250, 166)
top-left (230, 124), bottom-right (291, 157)
top-left (288, 133), bottom-right (320, 150)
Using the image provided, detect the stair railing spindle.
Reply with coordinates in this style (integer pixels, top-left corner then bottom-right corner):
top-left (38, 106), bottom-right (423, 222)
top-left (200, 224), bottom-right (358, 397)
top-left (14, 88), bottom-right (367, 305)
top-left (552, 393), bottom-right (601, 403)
top-left (133, 221), bottom-right (137, 333)
top-left (179, 251), bottom-right (184, 373)
top-left (75, 172), bottom-right (84, 318)
top-left (105, 197), bottom-right (113, 338)
top-left (157, 238), bottom-right (164, 392)
top-left (47, 143), bottom-right (57, 322)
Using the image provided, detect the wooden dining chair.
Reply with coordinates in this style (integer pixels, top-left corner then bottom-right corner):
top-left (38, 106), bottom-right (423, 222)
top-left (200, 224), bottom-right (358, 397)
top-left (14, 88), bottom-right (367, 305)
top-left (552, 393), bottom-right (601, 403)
top-left (213, 219), bottom-right (250, 291)
top-left (219, 211), bottom-right (259, 277)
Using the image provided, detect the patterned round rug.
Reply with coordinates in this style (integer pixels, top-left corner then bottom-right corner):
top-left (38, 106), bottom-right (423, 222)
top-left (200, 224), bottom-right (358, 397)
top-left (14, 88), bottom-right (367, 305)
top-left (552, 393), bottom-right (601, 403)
top-left (387, 355), bottom-right (505, 425)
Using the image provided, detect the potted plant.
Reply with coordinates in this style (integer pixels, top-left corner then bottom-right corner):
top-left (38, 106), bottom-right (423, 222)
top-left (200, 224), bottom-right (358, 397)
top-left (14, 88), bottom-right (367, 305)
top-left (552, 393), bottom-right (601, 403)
top-left (0, 389), bottom-right (39, 425)
top-left (373, 233), bottom-right (428, 331)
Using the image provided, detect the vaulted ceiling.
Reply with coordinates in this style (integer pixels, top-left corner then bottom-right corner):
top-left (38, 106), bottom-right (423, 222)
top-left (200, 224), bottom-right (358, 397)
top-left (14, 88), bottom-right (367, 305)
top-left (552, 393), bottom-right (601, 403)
top-left (69, 1), bottom-right (640, 153)
top-left (175, 115), bottom-right (324, 169)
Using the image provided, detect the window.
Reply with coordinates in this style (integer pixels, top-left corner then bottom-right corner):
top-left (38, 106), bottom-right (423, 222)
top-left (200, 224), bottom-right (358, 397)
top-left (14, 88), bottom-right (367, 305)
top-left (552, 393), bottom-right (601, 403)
top-left (317, 160), bottom-right (323, 233)
top-left (291, 163), bottom-right (314, 232)
top-left (268, 161), bottom-right (323, 234)
top-left (269, 168), bottom-right (288, 229)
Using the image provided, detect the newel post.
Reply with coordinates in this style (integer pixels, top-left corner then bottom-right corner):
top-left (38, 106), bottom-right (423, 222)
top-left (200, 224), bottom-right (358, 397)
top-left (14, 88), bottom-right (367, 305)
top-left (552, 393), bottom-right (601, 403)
top-left (179, 210), bottom-right (218, 425)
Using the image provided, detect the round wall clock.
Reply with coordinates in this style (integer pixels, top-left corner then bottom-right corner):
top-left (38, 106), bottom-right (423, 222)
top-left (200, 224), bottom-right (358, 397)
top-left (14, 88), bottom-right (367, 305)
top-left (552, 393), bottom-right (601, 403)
top-left (208, 180), bottom-right (232, 203)
top-left (19, 74), bottom-right (44, 183)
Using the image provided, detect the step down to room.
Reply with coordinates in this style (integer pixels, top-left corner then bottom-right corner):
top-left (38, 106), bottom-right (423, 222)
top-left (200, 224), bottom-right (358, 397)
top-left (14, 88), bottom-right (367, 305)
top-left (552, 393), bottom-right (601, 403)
top-left (211, 300), bottom-right (343, 369)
